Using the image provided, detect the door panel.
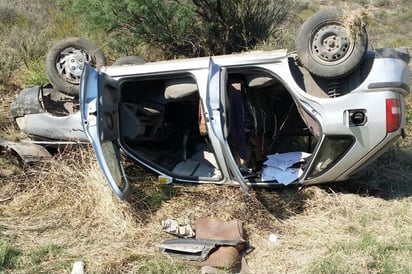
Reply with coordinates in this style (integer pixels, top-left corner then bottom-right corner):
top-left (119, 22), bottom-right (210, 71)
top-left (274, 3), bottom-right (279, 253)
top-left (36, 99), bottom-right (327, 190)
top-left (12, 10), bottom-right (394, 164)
top-left (207, 59), bottom-right (249, 192)
top-left (80, 64), bottom-right (130, 200)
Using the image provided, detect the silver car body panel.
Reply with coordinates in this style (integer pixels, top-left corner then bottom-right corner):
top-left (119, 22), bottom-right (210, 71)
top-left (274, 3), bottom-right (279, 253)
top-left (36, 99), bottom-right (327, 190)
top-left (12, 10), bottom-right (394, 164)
top-left (78, 48), bottom-right (409, 200)
top-left (264, 56), bottom-right (408, 184)
top-left (15, 112), bottom-right (88, 142)
top-left (206, 59), bottom-right (249, 192)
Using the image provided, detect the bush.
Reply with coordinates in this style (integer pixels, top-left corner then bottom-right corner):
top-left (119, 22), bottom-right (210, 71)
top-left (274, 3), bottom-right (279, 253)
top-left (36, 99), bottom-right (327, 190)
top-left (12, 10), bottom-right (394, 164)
top-left (57, 0), bottom-right (294, 58)
top-left (0, 43), bottom-right (20, 84)
top-left (0, 1), bottom-right (59, 86)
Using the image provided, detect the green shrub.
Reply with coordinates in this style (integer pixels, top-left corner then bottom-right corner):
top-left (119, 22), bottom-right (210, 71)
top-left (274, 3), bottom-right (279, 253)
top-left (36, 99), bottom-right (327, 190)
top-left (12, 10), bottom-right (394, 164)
top-left (56, 0), bottom-right (294, 58)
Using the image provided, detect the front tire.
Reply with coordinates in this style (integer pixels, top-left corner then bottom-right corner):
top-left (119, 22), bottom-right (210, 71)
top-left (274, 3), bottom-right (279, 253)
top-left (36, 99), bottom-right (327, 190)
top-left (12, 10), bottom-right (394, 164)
top-left (46, 37), bottom-right (106, 96)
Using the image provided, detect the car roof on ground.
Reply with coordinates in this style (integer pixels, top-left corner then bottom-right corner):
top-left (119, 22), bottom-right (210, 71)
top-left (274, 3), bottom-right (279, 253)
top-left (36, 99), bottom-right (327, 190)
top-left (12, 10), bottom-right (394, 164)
top-left (102, 49), bottom-right (289, 77)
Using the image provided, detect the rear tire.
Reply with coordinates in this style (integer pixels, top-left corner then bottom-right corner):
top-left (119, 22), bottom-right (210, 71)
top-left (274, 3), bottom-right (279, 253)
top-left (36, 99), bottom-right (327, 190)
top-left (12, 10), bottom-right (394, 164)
top-left (296, 8), bottom-right (368, 78)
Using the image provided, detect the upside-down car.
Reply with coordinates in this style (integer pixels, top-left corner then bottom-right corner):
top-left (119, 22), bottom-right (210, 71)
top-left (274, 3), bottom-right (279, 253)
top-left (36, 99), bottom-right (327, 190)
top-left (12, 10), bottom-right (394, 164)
top-left (11, 9), bottom-right (410, 200)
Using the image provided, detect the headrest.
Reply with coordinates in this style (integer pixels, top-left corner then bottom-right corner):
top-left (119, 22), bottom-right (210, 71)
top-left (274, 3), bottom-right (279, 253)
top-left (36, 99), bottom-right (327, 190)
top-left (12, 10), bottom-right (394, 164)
top-left (246, 75), bottom-right (276, 88)
top-left (164, 78), bottom-right (198, 100)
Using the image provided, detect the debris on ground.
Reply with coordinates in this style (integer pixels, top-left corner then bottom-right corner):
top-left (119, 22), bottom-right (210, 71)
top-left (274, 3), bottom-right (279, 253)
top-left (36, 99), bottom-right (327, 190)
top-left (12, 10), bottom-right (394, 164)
top-left (0, 139), bottom-right (51, 163)
top-left (161, 218), bottom-right (195, 238)
top-left (159, 217), bottom-right (252, 273)
top-left (71, 261), bottom-right (85, 274)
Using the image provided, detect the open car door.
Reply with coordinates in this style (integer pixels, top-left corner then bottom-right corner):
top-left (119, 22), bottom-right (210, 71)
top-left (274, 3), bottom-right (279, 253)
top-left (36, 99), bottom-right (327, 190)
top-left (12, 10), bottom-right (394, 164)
top-left (80, 64), bottom-right (130, 200)
top-left (207, 59), bottom-right (249, 192)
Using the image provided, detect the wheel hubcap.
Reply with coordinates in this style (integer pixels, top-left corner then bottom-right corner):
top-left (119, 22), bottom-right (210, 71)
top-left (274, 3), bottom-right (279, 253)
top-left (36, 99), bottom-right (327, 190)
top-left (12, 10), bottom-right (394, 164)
top-left (56, 47), bottom-right (95, 84)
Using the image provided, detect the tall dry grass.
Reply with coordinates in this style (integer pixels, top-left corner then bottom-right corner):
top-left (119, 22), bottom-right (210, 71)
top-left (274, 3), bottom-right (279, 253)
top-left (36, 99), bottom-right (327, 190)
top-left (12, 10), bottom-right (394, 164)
top-left (0, 146), bottom-right (146, 272)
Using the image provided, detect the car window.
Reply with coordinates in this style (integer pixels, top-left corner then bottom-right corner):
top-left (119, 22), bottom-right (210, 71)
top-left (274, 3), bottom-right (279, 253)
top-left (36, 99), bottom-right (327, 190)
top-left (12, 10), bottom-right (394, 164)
top-left (307, 135), bottom-right (354, 178)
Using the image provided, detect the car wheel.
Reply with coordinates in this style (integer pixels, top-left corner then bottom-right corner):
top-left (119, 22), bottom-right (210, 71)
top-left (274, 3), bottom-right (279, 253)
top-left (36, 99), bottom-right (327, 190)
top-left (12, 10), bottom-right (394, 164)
top-left (296, 8), bottom-right (368, 78)
top-left (46, 37), bottom-right (106, 96)
top-left (112, 56), bottom-right (146, 66)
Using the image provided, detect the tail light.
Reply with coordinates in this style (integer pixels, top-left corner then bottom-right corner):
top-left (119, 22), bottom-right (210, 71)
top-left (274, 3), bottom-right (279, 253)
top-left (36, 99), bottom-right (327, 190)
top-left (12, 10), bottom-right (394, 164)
top-left (386, 98), bottom-right (401, 133)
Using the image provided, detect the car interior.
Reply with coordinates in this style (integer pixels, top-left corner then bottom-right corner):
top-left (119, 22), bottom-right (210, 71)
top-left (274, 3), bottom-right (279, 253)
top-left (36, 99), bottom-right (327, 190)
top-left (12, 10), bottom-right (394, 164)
top-left (117, 67), bottom-right (320, 183)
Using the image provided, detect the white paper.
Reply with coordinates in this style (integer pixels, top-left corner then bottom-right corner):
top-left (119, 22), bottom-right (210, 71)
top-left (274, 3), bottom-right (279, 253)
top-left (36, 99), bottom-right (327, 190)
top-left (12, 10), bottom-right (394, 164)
top-left (261, 165), bottom-right (303, 185)
top-left (261, 151), bottom-right (311, 185)
top-left (264, 151), bottom-right (311, 170)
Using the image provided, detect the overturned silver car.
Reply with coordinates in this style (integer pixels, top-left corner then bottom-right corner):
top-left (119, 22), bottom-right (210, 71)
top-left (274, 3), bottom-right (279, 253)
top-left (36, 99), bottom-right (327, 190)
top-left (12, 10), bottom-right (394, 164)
top-left (11, 9), bottom-right (410, 200)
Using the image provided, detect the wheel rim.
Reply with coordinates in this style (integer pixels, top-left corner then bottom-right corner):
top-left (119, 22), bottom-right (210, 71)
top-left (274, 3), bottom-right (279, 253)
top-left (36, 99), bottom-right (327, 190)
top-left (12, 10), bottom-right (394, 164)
top-left (55, 47), bottom-right (95, 84)
top-left (310, 22), bottom-right (355, 66)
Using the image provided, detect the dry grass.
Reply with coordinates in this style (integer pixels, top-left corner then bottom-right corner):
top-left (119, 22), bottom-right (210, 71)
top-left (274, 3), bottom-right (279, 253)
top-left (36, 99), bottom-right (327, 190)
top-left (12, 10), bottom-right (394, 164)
top-left (341, 7), bottom-right (373, 41)
top-left (1, 141), bottom-right (411, 273)
top-left (1, 147), bottom-right (142, 272)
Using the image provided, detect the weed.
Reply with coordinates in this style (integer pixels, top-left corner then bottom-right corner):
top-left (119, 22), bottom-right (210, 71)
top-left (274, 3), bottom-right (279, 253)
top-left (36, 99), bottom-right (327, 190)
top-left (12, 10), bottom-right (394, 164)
top-left (0, 240), bottom-right (63, 272)
top-left (20, 58), bottom-right (48, 87)
top-left (133, 256), bottom-right (195, 274)
top-left (25, 243), bottom-right (60, 266)
top-left (145, 185), bottom-right (177, 208)
top-left (359, 0), bottom-right (371, 6)
top-left (376, 0), bottom-right (391, 6)
top-left (0, 42), bottom-right (21, 84)
top-left (0, 239), bottom-right (21, 270)
top-left (0, 3), bottom-right (52, 85)
top-left (0, 156), bottom-right (21, 178)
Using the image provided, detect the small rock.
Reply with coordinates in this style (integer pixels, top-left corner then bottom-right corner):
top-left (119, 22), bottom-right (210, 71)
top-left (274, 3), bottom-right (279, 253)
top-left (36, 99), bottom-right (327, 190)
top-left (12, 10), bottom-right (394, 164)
top-left (268, 233), bottom-right (278, 243)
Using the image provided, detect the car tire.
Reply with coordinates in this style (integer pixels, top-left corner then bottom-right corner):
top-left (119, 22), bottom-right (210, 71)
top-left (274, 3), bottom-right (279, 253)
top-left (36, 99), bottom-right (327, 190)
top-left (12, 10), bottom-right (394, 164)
top-left (296, 8), bottom-right (368, 78)
top-left (45, 37), bottom-right (106, 96)
top-left (112, 56), bottom-right (146, 66)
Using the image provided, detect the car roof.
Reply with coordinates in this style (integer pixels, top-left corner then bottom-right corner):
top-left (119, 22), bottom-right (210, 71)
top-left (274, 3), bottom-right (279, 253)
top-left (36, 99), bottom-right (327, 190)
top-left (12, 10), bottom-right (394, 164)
top-left (102, 49), bottom-right (289, 77)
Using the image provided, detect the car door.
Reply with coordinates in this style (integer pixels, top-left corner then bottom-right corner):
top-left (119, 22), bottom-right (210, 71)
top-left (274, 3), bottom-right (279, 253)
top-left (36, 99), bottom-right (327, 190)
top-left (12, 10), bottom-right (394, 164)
top-left (80, 64), bottom-right (130, 200)
top-left (206, 59), bottom-right (249, 192)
